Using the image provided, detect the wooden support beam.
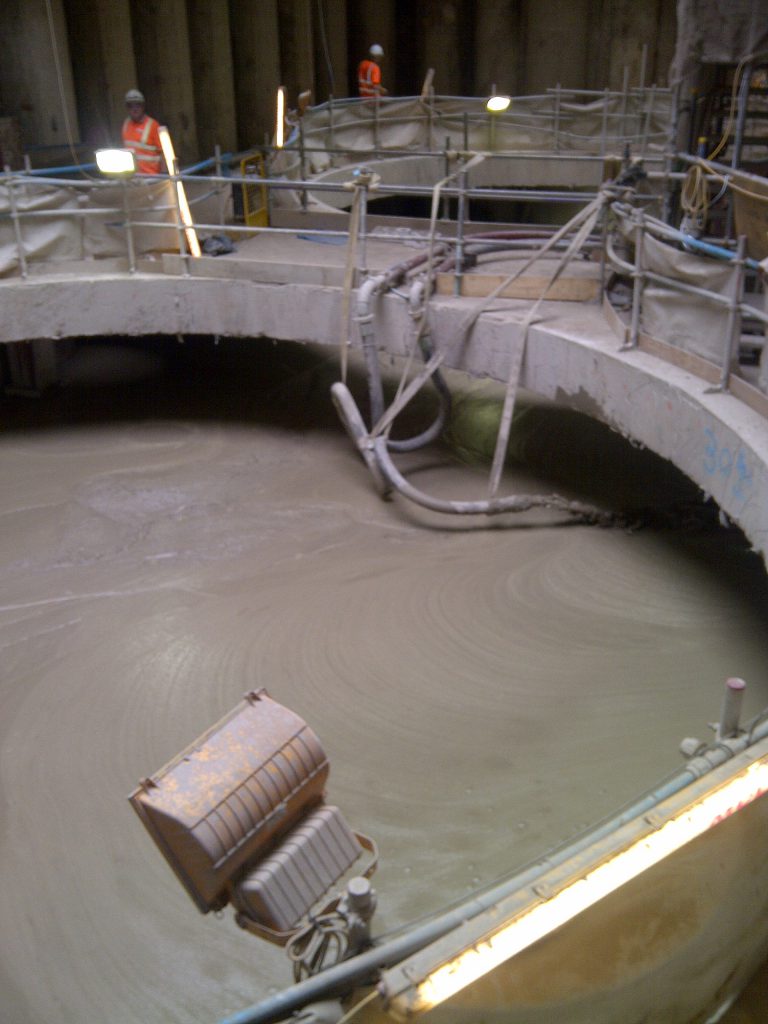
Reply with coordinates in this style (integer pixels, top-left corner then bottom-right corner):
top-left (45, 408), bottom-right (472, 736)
top-left (436, 270), bottom-right (600, 302)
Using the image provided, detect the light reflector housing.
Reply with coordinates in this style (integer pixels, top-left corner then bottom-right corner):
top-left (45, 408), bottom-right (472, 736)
top-left (95, 148), bottom-right (136, 176)
top-left (486, 95), bottom-right (511, 113)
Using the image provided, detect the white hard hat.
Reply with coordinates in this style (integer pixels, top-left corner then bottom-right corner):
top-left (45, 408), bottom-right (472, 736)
top-left (125, 89), bottom-right (145, 104)
top-left (369, 44), bottom-right (384, 57)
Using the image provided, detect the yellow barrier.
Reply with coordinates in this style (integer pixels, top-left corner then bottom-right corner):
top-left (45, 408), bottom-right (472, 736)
top-left (240, 154), bottom-right (268, 227)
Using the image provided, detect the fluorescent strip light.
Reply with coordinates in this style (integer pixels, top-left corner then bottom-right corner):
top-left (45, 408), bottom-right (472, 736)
top-left (157, 126), bottom-right (201, 258)
top-left (276, 87), bottom-right (286, 149)
top-left (95, 148), bottom-right (135, 176)
top-left (402, 758), bottom-right (768, 1016)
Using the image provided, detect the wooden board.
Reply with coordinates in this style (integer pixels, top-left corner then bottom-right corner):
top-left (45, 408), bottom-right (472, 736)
top-left (436, 271), bottom-right (600, 302)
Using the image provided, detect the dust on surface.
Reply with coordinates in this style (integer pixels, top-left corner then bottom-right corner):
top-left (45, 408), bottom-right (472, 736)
top-left (2, 337), bottom-right (768, 1023)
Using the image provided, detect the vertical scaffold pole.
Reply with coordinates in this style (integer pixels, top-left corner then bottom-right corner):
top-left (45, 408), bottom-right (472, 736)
top-left (454, 166), bottom-right (468, 297)
top-left (215, 144), bottom-right (226, 226)
top-left (442, 138), bottom-right (451, 220)
top-left (122, 180), bottom-right (136, 274)
top-left (299, 119), bottom-right (308, 211)
top-left (640, 84), bottom-right (656, 158)
top-left (725, 65), bottom-right (752, 242)
top-left (717, 234), bottom-right (747, 392)
top-left (359, 176), bottom-right (369, 278)
top-left (5, 169), bottom-right (28, 279)
top-left (328, 95), bottom-right (336, 156)
top-left (600, 88), bottom-right (610, 157)
top-left (620, 66), bottom-right (630, 145)
top-left (627, 210), bottom-right (645, 349)
top-left (639, 44), bottom-right (648, 91)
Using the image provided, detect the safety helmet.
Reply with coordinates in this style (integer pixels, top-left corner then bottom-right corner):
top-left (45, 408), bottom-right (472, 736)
top-left (125, 89), bottom-right (145, 104)
top-left (369, 44), bottom-right (384, 57)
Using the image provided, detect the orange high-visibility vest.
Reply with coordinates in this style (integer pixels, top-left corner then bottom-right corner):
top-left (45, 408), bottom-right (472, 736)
top-left (122, 115), bottom-right (163, 174)
top-left (358, 59), bottom-right (382, 97)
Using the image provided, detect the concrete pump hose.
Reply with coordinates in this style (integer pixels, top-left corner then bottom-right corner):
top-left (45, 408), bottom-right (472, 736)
top-left (372, 436), bottom-right (612, 523)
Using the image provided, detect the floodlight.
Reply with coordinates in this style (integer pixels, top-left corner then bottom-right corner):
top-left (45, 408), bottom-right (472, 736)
top-left (486, 94), bottom-right (511, 113)
top-left (95, 148), bottom-right (136, 177)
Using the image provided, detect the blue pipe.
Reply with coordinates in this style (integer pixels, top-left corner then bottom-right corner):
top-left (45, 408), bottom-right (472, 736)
top-left (26, 163), bottom-right (97, 176)
top-left (676, 230), bottom-right (760, 270)
top-left (182, 154), bottom-right (234, 175)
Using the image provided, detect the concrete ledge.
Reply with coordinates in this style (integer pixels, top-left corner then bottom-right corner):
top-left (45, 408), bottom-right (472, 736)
top-left (1, 266), bottom-right (767, 568)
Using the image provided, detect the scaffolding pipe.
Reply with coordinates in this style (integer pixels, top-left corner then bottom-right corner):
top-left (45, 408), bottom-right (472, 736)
top-left (453, 167), bottom-right (468, 297)
top-left (4, 170), bottom-right (28, 279)
top-left (716, 234), bottom-right (747, 391)
top-left (627, 210), bottom-right (646, 349)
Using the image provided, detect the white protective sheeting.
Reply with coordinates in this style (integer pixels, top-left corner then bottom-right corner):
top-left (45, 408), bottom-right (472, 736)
top-left (614, 208), bottom-right (738, 365)
top-left (641, 233), bottom-right (736, 364)
top-left (273, 92), bottom-right (672, 181)
top-left (0, 184), bottom-right (80, 276)
top-left (0, 178), bottom-right (179, 277)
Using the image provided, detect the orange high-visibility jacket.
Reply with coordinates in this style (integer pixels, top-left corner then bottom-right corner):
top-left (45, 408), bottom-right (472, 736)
top-left (122, 114), bottom-right (162, 174)
top-left (358, 59), bottom-right (382, 97)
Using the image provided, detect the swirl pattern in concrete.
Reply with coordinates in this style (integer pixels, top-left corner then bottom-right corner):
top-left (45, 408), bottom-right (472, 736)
top-left (1, 339), bottom-right (768, 1023)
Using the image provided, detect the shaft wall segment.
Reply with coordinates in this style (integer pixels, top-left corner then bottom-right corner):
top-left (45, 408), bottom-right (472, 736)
top-left (2, 267), bottom-right (767, 567)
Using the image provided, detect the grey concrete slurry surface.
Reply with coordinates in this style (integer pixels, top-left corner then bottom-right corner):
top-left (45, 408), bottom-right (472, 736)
top-left (2, 339), bottom-right (768, 1023)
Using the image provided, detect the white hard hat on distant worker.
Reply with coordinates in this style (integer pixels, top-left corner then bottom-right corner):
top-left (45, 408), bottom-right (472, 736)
top-left (369, 44), bottom-right (384, 57)
top-left (125, 89), bottom-right (145, 104)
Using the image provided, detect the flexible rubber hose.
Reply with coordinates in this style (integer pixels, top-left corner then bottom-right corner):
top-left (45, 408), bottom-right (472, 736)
top-left (385, 331), bottom-right (452, 452)
top-left (357, 257), bottom-right (453, 450)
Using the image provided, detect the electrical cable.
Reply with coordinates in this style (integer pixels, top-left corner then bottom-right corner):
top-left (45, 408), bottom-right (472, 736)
top-left (335, 989), bottom-right (379, 1024)
top-left (708, 48), bottom-right (768, 162)
top-left (287, 912), bottom-right (351, 982)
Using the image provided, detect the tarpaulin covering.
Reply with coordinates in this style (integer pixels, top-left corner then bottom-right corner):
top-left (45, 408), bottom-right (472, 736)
top-left (274, 92), bottom-right (673, 180)
top-left (0, 178), bottom-right (179, 277)
top-left (640, 232), bottom-right (736, 363)
top-left (731, 169), bottom-right (768, 261)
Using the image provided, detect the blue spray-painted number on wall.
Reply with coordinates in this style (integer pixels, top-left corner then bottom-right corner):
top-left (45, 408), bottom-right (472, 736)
top-left (703, 427), bottom-right (753, 500)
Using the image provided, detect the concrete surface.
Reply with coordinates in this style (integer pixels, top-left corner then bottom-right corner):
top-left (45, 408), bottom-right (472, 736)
top-left (2, 340), bottom-right (768, 1024)
top-left (2, 231), bottom-right (767, 572)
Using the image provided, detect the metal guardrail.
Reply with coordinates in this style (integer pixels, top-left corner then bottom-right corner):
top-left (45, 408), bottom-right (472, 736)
top-left (606, 200), bottom-right (767, 395)
top-left (1, 134), bottom-right (766, 404)
top-left (281, 88), bottom-right (673, 167)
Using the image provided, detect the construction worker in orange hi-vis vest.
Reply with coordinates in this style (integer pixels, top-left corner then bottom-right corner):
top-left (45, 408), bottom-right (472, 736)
top-left (121, 89), bottom-right (163, 174)
top-left (358, 44), bottom-right (388, 97)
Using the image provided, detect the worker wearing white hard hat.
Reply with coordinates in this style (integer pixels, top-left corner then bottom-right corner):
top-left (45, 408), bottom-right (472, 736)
top-left (121, 89), bottom-right (162, 174)
top-left (358, 44), bottom-right (388, 97)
